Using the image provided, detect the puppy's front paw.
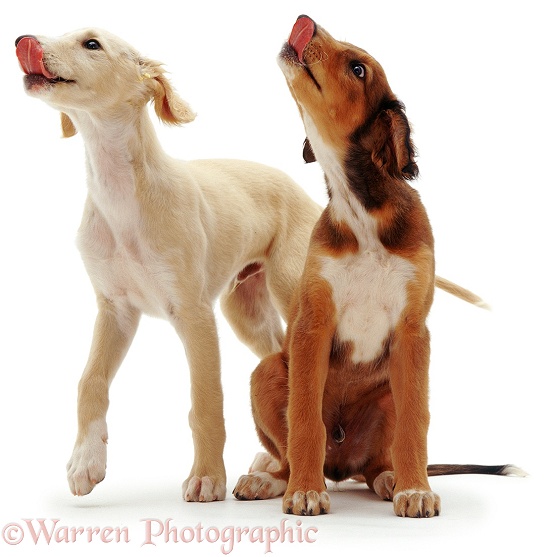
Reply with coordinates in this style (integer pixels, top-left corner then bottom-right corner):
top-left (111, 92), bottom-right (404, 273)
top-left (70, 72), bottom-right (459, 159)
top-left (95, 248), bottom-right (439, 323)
top-left (282, 489), bottom-right (330, 516)
top-left (373, 471), bottom-right (395, 501)
top-left (66, 434), bottom-right (107, 496)
top-left (182, 475), bottom-right (226, 502)
top-left (393, 489), bottom-right (441, 518)
top-left (233, 472), bottom-right (287, 500)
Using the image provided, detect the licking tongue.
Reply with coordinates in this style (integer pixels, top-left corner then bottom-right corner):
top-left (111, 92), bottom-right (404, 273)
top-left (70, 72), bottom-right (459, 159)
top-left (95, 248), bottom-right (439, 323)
top-left (288, 16), bottom-right (315, 63)
top-left (16, 36), bottom-right (56, 79)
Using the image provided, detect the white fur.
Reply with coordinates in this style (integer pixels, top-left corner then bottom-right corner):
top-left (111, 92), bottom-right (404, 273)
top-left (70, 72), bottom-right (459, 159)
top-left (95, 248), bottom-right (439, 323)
top-left (66, 419), bottom-right (108, 496)
top-left (502, 465), bottom-right (529, 477)
top-left (373, 470), bottom-right (395, 500)
top-left (321, 246), bottom-right (414, 364)
top-left (393, 489), bottom-right (440, 518)
top-left (233, 471), bottom-right (288, 500)
top-left (249, 452), bottom-right (280, 473)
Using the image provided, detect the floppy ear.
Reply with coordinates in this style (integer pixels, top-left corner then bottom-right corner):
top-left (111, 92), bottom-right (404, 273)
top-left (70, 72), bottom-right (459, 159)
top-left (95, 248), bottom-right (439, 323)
top-left (60, 112), bottom-right (77, 138)
top-left (371, 100), bottom-right (418, 180)
top-left (303, 138), bottom-right (316, 163)
top-left (141, 59), bottom-right (196, 126)
top-left (151, 72), bottom-right (196, 125)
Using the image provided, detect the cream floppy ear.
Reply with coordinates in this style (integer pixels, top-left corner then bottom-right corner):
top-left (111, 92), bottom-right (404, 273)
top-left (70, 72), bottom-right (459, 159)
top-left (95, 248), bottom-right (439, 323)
top-left (61, 112), bottom-right (77, 138)
top-left (140, 59), bottom-right (196, 126)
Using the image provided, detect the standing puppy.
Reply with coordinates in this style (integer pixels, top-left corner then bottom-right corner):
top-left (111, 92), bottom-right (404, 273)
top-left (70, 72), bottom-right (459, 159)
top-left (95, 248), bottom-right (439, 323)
top-left (234, 16), bottom-right (506, 517)
top-left (15, 29), bottom-right (322, 502)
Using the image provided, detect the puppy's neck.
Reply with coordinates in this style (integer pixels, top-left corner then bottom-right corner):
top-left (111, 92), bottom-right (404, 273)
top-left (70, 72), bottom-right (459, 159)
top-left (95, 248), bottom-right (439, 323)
top-left (67, 106), bottom-right (167, 229)
top-left (69, 105), bottom-right (165, 162)
top-left (302, 112), bottom-right (384, 249)
top-left (302, 110), bottom-right (424, 256)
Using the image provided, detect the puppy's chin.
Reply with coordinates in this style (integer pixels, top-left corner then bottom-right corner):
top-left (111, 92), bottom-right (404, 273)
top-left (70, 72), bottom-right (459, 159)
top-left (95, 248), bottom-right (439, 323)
top-left (277, 58), bottom-right (298, 82)
top-left (23, 74), bottom-right (55, 94)
top-left (23, 75), bottom-right (76, 107)
top-left (278, 43), bottom-right (299, 65)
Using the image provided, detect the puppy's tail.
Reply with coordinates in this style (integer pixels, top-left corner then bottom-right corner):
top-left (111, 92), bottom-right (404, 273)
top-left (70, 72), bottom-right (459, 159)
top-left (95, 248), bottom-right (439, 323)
top-left (435, 276), bottom-right (490, 310)
top-left (427, 464), bottom-right (528, 477)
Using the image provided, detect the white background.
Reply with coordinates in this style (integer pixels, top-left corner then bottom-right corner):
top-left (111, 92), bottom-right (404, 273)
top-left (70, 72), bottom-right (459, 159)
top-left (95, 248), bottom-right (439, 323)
top-left (1, 0), bottom-right (549, 555)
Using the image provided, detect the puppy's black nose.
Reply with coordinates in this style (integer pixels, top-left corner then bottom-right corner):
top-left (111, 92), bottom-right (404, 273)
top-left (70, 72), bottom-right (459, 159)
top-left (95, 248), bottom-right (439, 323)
top-left (15, 35), bottom-right (38, 47)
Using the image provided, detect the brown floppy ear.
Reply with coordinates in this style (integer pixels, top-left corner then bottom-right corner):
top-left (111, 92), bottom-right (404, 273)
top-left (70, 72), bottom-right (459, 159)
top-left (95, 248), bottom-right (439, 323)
top-left (303, 138), bottom-right (316, 163)
top-left (61, 112), bottom-right (77, 138)
top-left (371, 100), bottom-right (418, 180)
top-left (141, 59), bottom-right (195, 126)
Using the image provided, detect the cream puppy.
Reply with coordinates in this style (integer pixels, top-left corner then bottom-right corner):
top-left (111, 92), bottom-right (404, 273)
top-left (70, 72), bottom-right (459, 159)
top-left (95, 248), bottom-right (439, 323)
top-left (15, 28), bottom-right (322, 502)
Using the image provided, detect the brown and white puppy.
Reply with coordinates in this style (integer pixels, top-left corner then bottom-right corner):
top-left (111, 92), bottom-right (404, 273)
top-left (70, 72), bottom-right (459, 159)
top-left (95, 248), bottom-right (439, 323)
top-left (233, 16), bottom-right (520, 517)
top-left (15, 29), bottom-right (323, 502)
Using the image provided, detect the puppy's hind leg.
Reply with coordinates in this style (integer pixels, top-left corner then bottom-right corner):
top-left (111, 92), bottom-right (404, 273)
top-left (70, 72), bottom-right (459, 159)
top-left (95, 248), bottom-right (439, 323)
top-left (221, 263), bottom-right (284, 358)
top-left (67, 297), bottom-right (140, 496)
top-left (233, 353), bottom-right (290, 501)
top-left (172, 304), bottom-right (227, 502)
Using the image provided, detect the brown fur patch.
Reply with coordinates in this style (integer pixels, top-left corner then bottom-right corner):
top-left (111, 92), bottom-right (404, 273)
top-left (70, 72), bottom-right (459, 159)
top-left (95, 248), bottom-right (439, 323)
top-left (315, 208), bottom-right (359, 256)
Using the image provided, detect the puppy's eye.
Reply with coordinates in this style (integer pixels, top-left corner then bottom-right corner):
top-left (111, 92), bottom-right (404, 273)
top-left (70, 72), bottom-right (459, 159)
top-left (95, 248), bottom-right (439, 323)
top-left (351, 63), bottom-right (366, 79)
top-left (83, 39), bottom-right (102, 50)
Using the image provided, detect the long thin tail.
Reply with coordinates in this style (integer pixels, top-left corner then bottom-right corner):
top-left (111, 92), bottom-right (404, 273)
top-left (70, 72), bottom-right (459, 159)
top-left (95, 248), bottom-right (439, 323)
top-left (427, 464), bottom-right (527, 477)
top-left (435, 276), bottom-right (490, 310)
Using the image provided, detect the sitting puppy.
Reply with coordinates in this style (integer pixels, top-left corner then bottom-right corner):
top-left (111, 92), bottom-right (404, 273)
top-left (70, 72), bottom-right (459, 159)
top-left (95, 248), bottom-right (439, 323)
top-left (233, 16), bottom-right (520, 517)
top-left (15, 29), bottom-right (322, 502)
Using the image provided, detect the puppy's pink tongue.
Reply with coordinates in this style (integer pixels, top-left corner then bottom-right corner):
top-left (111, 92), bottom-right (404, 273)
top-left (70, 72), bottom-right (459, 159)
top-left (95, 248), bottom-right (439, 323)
top-left (16, 36), bottom-right (56, 79)
top-left (288, 15), bottom-right (315, 63)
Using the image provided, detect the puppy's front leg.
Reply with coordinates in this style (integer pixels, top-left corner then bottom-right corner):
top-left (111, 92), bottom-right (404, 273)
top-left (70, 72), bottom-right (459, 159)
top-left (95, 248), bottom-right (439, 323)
top-left (283, 277), bottom-right (336, 516)
top-left (67, 297), bottom-right (140, 496)
top-left (388, 320), bottom-right (440, 518)
top-left (172, 305), bottom-right (227, 502)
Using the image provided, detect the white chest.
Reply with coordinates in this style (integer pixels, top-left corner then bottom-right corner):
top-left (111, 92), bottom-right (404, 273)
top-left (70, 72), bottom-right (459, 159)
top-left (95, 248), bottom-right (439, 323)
top-left (78, 208), bottom-right (176, 320)
top-left (74, 119), bottom-right (178, 321)
top-left (321, 238), bottom-right (415, 365)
